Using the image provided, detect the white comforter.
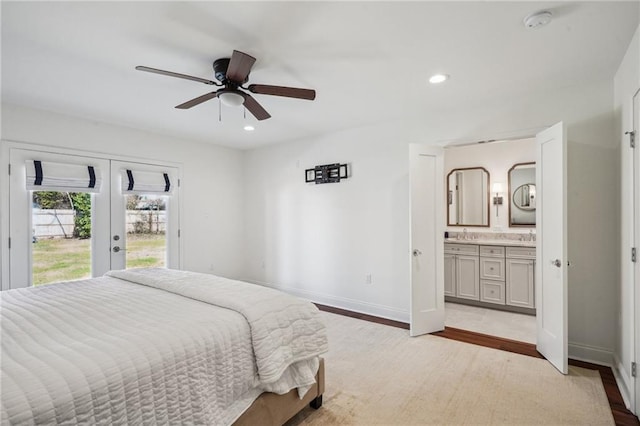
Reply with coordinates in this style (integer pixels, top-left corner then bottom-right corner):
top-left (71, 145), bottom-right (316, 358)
top-left (1, 269), bottom-right (328, 425)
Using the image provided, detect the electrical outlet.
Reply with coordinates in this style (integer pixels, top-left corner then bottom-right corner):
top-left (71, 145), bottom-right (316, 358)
top-left (365, 274), bottom-right (372, 285)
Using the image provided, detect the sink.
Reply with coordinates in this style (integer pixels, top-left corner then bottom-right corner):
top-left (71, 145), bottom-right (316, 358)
top-left (445, 238), bottom-right (536, 247)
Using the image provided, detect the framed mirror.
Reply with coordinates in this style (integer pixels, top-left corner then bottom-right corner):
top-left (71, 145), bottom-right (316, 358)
top-left (508, 162), bottom-right (536, 227)
top-left (446, 167), bottom-right (490, 227)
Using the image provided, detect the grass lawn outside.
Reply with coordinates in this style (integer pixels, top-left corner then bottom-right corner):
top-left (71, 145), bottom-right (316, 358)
top-left (32, 233), bottom-right (166, 286)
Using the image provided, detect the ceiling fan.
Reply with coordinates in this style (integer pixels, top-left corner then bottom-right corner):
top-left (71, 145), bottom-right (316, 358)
top-left (136, 50), bottom-right (316, 121)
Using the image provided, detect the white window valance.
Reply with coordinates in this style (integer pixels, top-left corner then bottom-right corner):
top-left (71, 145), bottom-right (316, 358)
top-left (120, 169), bottom-right (174, 195)
top-left (25, 160), bottom-right (102, 193)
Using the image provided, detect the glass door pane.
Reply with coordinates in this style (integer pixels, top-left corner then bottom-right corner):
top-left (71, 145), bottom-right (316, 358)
top-left (31, 191), bottom-right (92, 285)
top-left (125, 194), bottom-right (167, 269)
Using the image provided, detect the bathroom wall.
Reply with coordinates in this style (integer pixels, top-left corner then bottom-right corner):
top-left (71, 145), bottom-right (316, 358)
top-left (444, 138), bottom-right (536, 233)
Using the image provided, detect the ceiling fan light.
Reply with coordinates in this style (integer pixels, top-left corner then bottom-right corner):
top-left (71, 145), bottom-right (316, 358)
top-left (219, 91), bottom-right (245, 107)
top-left (244, 125), bottom-right (255, 132)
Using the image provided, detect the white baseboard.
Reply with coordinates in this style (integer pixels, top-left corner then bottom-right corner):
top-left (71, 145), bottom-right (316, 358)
top-left (568, 341), bottom-right (613, 366)
top-left (244, 278), bottom-right (410, 323)
top-left (612, 353), bottom-right (633, 410)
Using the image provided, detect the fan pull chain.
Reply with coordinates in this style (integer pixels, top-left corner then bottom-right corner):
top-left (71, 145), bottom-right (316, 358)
top-left (218, 98), bottom-right (222, 122)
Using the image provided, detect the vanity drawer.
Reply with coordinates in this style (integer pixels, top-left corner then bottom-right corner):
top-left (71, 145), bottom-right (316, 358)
top-left (480, 246), bottom-right (505, 258)
top-left (480, 257), bottom-right (505, 281)
top-left (506, 246), bottom-right (536, 259)
top-left (480, 280), bottom-right (505, 305)
top-left (444, 243), bottom-right (479, 255)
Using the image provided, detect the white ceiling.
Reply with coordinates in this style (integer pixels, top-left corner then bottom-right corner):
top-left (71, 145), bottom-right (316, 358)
top-left (2, 1), bottom-right (638, 150)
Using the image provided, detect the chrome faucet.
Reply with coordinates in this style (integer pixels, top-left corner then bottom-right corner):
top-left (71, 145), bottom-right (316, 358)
top-left (529, 229), bottom-right (534, 241)
top-left (463, 228), bottom-right (469, 240)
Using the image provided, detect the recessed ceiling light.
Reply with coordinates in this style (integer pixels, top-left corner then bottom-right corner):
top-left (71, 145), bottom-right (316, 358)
top-left (523, 11), bottom-right (552, 29)
top-left (429, 74), bottom-right (449, 84)
top-left (243, 125), bottom-right (255, 132)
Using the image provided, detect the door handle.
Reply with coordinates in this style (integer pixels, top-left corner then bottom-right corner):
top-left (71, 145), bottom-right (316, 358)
top-left (413, 249), bottom-right (422, 257)
top-left (112, 246), bottom-right (121, 253)
top-left (550, 259), bottom-right (561, 268)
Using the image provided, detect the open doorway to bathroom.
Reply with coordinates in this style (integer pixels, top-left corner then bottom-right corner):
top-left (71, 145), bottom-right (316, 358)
top-left (443, 137), bottom-right (537, 343)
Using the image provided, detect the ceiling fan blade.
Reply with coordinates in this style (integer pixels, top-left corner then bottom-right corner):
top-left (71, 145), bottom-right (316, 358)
top-left (248, 84), bottom-right (316, 100)
top-left (175, 91), bottom-right (219, 109)
top-left (226, 50), bottom-right (256, 83)
top-left (136, 66), bottom-right (218, 86)
top-left (242, 93), bottom-right (271, 121)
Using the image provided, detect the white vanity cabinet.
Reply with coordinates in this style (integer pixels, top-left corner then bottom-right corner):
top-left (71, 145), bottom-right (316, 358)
top-left (479, 246), bottom-right (506, 305)
top-left (444, 241), bottom-right (536, 313)
top-left (506, 246), bottom-right (536, 309)
top-left (444, 253), bottom-right (456, 296)
top-left (444, 243), bottom-right (479, 300)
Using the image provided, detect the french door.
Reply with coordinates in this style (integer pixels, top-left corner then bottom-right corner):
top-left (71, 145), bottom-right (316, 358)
top-left (7, 147), bottom-right (180, 289)
top-left (109, 160), bottom-right (179, 270)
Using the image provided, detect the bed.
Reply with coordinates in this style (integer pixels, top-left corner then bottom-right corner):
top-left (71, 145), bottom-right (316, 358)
top-left (1, 268), bottom-right (328, 425)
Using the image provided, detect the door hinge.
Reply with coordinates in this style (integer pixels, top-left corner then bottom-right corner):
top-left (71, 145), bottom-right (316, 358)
top-left (177, 229), bottom-right (181, 238)
top-left (8, 164), bottom-right (11, 175)
top-left (626, 131), bottom-right (636, 148)
top-left (632, 362), bottom-right (637, 377)
top-left (632, 247), bottom-right (637, 263)
top-left (8, 237), bottom-right (11, 249)
top-left (178, 178), bottom-right (181, 187)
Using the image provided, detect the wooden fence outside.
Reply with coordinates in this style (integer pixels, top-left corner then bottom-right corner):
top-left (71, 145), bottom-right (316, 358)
top-left (33, 209), bottom-right (166, 238)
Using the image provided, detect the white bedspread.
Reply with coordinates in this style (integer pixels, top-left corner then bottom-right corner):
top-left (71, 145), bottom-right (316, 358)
top-left (1, 269), bottom-right (328, 425)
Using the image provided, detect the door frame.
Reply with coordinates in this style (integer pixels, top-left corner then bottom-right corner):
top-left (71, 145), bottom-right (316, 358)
top-left (0, 140), bottom-right (183, 290)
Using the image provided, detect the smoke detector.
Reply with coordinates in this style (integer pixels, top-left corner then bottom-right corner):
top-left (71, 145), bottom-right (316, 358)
top-left (523, 11), bottom-right (553, 29)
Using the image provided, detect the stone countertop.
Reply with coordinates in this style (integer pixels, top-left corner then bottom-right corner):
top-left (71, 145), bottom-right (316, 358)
top-left (444, 238), bottom-right (536, 247)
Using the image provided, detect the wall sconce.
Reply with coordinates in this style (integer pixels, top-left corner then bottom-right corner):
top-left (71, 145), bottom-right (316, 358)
top-left (492, 183), bottom-right (504, 216)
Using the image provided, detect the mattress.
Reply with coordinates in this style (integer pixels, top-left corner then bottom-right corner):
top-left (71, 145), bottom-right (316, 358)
top-left (1, 268), bottom-right (328, 425)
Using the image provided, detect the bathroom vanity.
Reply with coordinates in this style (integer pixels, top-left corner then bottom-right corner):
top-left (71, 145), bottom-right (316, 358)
top-left (444, 240), bottom-right (536, 315)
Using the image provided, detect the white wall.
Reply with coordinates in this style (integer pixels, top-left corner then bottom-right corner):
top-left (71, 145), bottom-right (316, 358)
top-left (244, 128), bottom-right (410, 320)
top-left (613, 24), bottom-right (640, 411)
top-left (0, 104), bottom-right (245, 284)
top-left (444, 138), bottom-right (536, 231)
top-left (243, 79), bottom-right (618, 366)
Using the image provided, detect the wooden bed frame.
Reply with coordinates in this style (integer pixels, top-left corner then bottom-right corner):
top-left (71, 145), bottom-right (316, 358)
top-left (234, 358), bottom-right (325, 426)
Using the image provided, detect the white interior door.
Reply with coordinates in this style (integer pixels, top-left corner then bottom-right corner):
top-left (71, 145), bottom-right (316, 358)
top-left (409, 144), bottom-right (445, 336)
top-left (536, 122), bottom-right (568, 374)
top-left (110, 160), bottom-right (180, 271)
top-left (633, 90), bottom-right (639, 414)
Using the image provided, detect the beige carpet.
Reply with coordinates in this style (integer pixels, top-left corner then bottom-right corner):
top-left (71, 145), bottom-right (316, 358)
top-left (287, 312), bottom-right (614, 426)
